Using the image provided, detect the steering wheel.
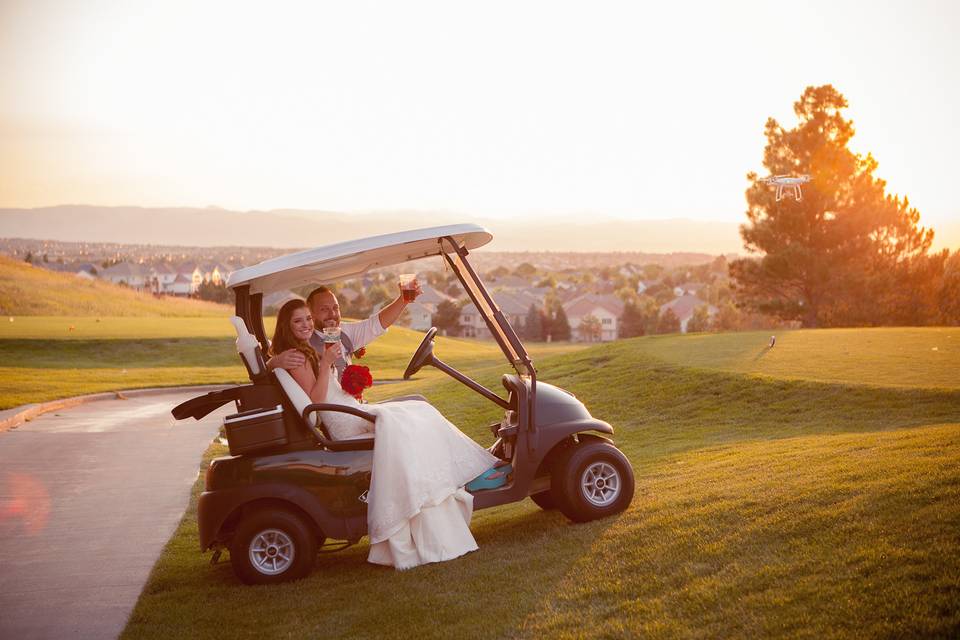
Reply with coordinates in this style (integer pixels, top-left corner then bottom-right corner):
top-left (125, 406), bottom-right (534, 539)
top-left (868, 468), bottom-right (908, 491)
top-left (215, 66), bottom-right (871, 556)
top-left (403, 327), bottom-right (438, 380)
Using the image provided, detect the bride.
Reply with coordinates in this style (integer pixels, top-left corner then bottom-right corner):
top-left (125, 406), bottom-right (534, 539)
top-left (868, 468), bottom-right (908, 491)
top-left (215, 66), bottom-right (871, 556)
top-left (270, 299), bottom-right (500, 570)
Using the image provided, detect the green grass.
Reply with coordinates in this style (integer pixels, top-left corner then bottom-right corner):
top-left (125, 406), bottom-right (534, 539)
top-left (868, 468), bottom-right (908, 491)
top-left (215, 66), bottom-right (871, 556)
top-left (0, 255), bottom-right (230, 316)
top-left (0, 317), bottom-right (582, 409)
top-left (121, 333), bottom-right (960, 639)
top-left (632, 327), bottom-right (960, 390)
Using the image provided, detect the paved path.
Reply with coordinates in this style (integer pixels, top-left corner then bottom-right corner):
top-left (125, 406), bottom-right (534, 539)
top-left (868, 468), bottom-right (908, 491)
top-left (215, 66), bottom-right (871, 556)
top-left (0, 392), bottom-right (226, 640)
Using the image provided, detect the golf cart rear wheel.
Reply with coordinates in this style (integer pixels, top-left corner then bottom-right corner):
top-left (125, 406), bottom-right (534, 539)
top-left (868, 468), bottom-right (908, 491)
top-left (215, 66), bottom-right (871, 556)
top-left (552, 441), bottom-right (634, 523)
top-left (229, 507), bottom-right (318, 585)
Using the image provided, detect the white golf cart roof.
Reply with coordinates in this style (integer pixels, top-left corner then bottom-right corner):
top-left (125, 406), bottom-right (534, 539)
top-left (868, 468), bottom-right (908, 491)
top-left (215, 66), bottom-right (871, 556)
top-left (227, 224), bottom-right (493, 295)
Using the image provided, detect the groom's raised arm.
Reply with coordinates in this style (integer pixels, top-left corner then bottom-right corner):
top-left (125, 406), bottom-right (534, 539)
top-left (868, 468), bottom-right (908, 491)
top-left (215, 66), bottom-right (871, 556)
top-left (376, 277), bottom-right (422, 329)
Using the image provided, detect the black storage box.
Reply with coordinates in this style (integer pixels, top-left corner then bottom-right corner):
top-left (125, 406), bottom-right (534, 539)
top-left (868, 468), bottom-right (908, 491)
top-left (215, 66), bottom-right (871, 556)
top-left (223, 405), bottom-right (287, 455)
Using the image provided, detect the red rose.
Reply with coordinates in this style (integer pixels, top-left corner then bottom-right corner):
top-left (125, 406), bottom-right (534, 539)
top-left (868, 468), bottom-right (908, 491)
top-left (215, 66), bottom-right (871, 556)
top-left (353, 347), bottom-right (366, 359)
top-left (341, 364), bottom-right (373, 401)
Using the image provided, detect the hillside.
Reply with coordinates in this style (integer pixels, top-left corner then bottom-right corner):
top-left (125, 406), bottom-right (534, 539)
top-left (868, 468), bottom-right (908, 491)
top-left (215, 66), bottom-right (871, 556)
top-left (0, 256), bottom-right (229, 316)
top-left (124, 329), bottom-right (960, 639)
top-left (625, 327), bottom-right (960, 390)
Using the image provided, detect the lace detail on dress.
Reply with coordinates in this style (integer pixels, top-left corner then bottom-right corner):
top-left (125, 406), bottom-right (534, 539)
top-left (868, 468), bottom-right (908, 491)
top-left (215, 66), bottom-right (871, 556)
top-left (319, 370), bottom-right (374, 440)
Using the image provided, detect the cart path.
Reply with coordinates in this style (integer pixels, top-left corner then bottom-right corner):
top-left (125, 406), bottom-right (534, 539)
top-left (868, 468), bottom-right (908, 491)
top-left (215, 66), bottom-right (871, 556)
top-left (0, 391), bottom-right (226, 640)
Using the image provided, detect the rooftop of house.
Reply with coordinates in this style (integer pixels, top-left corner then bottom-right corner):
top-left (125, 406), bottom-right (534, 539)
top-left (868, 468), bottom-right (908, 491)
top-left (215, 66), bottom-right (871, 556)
top-left (563, 293), bottom-right (625, 318)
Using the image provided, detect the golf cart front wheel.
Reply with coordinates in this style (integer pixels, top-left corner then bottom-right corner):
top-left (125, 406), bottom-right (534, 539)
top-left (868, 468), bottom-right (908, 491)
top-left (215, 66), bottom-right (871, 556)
top-left (229, 507), bottom-right (318, 585)
top-left (553, 441), bottom-right (634, 523)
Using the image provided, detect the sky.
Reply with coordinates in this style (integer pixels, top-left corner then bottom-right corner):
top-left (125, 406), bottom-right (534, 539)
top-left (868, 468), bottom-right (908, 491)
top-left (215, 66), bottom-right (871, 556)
top-left (1, 0), bottom-right (958, 245)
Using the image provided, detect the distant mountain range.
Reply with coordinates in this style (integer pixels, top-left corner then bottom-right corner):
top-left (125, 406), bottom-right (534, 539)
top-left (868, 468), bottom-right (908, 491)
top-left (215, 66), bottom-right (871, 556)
top-left (0, 205), bottom-right (745, 254)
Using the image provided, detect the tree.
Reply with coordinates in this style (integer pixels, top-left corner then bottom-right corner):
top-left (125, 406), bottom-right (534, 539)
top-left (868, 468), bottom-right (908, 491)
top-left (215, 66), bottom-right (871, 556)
top-left (514, 263), bottom-right (537, 278)
top-left (549, 305), bottom-right (572, 341)
top-left (197, 280), bottom-right (231, 303)
top-left (524, 304), bottom-right (544, 341)
top-left (712, 302), bottom-right (742, 332)
top-left (940, 250), bottom-right (960, 325)
top-left (622, 297), bottom-right (661, 337)
top-left (432, 300), bottom-right (462, 337)
top-left (366, 284), bottom-right (391, 311)
top-left (345, 290), bottom-right (370, 317)
top-left (655, 308), bottom-right (680, 334)
top-left (730, 85), bottom-right (943, 328)
top-left (23, 251), bottom-right (32, 263)
top-left (620, 300), bottom-right (646, 338)
top-left (686, 305), bottom-right (712, 333)
top-left (578, 314), bottom-right (602, 342)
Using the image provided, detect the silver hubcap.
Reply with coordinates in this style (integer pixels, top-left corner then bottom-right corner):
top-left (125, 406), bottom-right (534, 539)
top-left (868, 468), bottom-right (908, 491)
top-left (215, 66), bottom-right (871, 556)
top-left (581, 461), bottom-right (621, 507)
top-left (249, 528), bottom-right (295, 575)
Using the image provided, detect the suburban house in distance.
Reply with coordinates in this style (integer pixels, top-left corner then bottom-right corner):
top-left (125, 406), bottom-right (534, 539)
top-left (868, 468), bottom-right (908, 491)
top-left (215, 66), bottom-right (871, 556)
top-left (460, 290), bottom-right (544, 338)
top-left (660, 293), bottom-right (718, 333)
top-left (97, 260), bottom-right (234, 295)
top-left (404, 301), bottom-right (434, 331)
top-left (562, 293), bottom-right (624, 342)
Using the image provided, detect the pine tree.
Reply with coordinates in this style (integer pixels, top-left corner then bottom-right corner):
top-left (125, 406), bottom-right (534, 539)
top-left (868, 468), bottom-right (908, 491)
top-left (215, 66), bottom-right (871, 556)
top-left (730, 85), bottom-right (943, 327)
top-left (524, 304), bottom-right (543, 341)
top-left (431, 300), bottom-right (462, 337)
top-left (619, 301), bottom-right (646, 338)
top-left (552, 305), bottom-right (571, 341)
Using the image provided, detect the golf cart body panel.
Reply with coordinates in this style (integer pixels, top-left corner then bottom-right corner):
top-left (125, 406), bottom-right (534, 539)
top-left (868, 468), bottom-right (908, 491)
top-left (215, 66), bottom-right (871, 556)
top-left (198, 449), bottom-right (372, 549)
top-left (171, 223), bottom-right (634, 582)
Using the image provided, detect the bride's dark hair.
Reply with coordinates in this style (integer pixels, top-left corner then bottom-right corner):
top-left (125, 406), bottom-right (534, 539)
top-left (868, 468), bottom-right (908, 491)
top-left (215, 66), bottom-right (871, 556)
top-left (270, 299), bottom-right (320, 376)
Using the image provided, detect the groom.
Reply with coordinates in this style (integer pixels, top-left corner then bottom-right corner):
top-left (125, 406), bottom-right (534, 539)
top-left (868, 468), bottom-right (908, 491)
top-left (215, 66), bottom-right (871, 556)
top-left (268, 279), bottom-right (422, 375)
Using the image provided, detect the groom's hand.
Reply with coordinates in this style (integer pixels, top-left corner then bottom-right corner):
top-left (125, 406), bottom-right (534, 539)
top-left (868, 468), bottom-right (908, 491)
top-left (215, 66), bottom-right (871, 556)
top-left (269, 348), bottom-right (306, 371)
top-left (397, 277), bottom-right (422, 301)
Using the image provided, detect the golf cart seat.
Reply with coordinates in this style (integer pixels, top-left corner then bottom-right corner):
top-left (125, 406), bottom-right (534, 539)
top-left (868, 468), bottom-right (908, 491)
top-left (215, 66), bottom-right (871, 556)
top-left (273, 368), bottom-right (377, 451)
top-left (227, 315), bottom-right (376, 451)
top-left (229, 316), bottom-right (269, 382)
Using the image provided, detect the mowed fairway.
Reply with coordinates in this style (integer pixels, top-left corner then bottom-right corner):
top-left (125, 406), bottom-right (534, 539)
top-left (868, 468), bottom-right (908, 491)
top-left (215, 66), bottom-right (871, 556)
top-left (632, 327), bottom-right (960, 390)
top-left (122, 329), bottom-right (960, 639)
top-left (0, 315), bottom-right (579, 409)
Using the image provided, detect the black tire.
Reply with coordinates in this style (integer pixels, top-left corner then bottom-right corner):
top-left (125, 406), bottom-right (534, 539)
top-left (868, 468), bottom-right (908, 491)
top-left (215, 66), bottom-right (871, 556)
top-left (229, 507), bottom-right (318, 585)
top-left (530, 490), bottom-right (557, 510)
top-left (552, 441), bottom-right (635, 523)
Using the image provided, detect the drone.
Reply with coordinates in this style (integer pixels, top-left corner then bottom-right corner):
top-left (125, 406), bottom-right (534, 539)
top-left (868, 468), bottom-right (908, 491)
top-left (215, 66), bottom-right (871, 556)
top-left (761, 174), bottom-right (811, 201)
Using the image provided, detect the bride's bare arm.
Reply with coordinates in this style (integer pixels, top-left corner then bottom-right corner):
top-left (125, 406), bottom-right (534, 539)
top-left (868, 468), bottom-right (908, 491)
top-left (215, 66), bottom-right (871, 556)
top-left (289, 361), bottom-right (326, 403)
top-left (289, 345), bottom-right (340, 403)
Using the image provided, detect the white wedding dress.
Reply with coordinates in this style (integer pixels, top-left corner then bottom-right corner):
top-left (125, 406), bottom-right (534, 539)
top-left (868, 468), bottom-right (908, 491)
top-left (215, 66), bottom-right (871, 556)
top-left (319, 374), bottom-right (499, 570)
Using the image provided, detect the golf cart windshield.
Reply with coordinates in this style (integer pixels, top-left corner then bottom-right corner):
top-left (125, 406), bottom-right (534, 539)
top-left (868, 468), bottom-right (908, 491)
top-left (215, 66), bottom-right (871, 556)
top-left (227, 224), bottom-right (535, 378)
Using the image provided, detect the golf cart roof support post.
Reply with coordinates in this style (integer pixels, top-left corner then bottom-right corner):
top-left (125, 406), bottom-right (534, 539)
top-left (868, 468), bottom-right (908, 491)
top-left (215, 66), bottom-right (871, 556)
top-left (439, 237), bottom-right (535, 377)
top-left (431, 357), bottom-right (510, 410)
top-left (249, 292), bottom-right (267, 351)
top-left (439, 236), bottom-right (537, 454)
top-left (234, 284), bottom-right (251, 331)
top-left (234, 285), bottom-right (269, 353)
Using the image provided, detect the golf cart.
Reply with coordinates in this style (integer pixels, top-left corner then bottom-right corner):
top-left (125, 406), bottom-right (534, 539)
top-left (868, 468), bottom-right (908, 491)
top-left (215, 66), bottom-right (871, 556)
top-left (172, 224), bottom-right (634, 584)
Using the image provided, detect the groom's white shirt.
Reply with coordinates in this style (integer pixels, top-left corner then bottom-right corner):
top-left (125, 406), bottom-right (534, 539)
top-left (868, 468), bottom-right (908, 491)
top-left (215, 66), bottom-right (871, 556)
top-left (313, 313), bottom-right (385, 367)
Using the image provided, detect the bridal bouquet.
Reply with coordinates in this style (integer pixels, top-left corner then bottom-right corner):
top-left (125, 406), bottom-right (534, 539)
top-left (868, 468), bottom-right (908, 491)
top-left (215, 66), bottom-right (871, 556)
top-left (341, 364), bottom-right (373, 401)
